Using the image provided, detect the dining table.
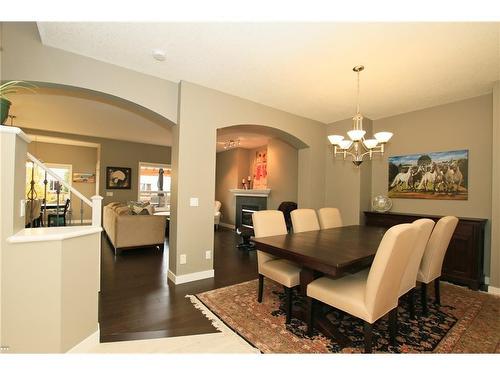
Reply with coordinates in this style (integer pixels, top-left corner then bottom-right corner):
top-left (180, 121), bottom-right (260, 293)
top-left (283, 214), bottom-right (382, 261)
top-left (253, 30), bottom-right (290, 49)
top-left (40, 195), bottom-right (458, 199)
top-left (252, 224), bottom-right (388, 346)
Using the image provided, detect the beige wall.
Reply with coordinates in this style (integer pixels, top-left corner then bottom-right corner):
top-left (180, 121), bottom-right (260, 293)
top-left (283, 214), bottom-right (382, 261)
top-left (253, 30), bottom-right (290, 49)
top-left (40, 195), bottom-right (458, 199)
top-left (215, 148), bottom-right (240, 225)
top-left (491, 82), bottom-right (500, 288)
top-left (27, 141), bottom-right (98, 221)
top-left (371, 95), bottom-right (493, 277)
top-left (0, 129), bottom-right (29, 345)
top-left (266, 138), bottom-right (298, 210)
top-left (1, 22), bottom-right (178, 123)
top-left (22, 128), bottom-right (171, 207)
top-left (3, 233), bottom-right (100, 353)
top-left (170, 81), bottom-right (326, 276)
top-left (9, 89), bottom-right (173, 147)
top-left (325, 118), bottom-right (372, 225)
top-left (215, 139), bottom-right (299, 226)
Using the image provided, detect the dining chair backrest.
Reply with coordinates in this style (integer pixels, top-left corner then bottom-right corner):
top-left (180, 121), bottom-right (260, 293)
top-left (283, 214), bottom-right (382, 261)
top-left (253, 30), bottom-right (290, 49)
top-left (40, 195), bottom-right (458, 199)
top-left (252, 210), bottom-right (288, 269)
top-left (290, 208), bottom-right (320, 233)
top-left (418, 216), bottom-right (459, 283)
top-left (364, 223), bottom-right (418, 321)
top-left (317, 207), bottom-right (343, 229)
top-left (399, 218), bottom-right (435, 295)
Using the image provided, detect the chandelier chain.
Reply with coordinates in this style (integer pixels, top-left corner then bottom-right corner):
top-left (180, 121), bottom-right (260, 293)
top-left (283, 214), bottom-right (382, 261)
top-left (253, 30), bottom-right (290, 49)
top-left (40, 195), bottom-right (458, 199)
top-left (356, 69), bottom-right (360, 115)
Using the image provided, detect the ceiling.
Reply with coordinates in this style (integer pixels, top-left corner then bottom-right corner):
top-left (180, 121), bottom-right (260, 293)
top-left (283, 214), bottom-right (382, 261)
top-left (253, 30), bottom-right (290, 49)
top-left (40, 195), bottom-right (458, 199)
top-left (9, 88), bottom-right (173, 146)
top-left (216, 130), bottom-right (270, 153)
top-left (37, 22), bottom-right (500, 124)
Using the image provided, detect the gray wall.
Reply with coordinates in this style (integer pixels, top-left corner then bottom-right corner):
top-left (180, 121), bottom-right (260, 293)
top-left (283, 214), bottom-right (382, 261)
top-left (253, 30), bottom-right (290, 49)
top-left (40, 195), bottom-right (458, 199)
top-left (22, 128), bottom-right (171, 206)
top-left (1, 22), bottom-right (178, 123)
top-left (325, 94), bottom-right (495, 282)
top-left (266, 138), bottom-right (299, 210)
top-left (171, 81), bottom-right (326, 276)
top-left (215, 139), bottom-right (299, 226)
top-left (371, 95), bottom-right (493, 275)
top-left (492, 82), bottom-right (500, 288)
top-left (215, 148), bottom-right (241, 225)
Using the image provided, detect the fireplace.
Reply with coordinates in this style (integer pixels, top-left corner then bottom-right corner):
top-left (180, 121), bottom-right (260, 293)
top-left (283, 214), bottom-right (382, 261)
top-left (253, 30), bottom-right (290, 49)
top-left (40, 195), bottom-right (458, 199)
top-left (235, 196), bottom-right (267, 230)
top-left (241, 204), bottom-right (259, 229)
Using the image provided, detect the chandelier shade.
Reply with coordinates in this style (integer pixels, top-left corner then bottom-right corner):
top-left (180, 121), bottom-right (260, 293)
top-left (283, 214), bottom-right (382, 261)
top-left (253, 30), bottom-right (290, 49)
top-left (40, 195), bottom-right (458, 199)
top-left (327, 65), bottom-right (393, 166)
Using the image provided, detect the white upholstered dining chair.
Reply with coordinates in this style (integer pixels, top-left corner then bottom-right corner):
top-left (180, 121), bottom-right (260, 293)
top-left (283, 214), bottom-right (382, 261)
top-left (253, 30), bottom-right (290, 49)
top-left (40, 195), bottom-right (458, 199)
top-left (317, 207), bottom-right (343, 229)
top-left (349, 219), bottom-right (435, 320)
top-left (306, 223), bottom-right (418, 353)
top-left (290, 208), bottom-right (320, 233)
top-left (400, 219), bottom-right (435, 317)
top-left (252, 210), bottom-right (302, 324)
top-left (417, 216), bottom-right (459, 315)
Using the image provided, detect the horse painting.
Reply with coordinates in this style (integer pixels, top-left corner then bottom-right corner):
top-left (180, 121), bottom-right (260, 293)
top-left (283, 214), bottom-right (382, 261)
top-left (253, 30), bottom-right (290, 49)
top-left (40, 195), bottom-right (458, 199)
top-left (388, 150), bottom-right (468, 200)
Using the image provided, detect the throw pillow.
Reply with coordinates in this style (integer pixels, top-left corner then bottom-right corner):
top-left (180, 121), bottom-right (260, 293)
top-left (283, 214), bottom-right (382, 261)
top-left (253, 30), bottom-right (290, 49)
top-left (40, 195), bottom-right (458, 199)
top-left (127, 201), bottom-right (153, 215)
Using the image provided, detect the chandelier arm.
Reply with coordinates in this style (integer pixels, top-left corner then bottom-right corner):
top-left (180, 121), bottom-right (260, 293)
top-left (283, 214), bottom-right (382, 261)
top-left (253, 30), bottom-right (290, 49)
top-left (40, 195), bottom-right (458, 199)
top-left (334, 150), bottom-right (357, 159)
top-left (360, 148), bottom-right (384, 158)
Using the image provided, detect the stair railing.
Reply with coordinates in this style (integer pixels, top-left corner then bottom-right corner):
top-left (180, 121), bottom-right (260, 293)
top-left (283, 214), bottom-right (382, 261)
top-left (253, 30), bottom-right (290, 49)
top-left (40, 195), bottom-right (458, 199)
top-left (26, 152), bottom-right (102, 227)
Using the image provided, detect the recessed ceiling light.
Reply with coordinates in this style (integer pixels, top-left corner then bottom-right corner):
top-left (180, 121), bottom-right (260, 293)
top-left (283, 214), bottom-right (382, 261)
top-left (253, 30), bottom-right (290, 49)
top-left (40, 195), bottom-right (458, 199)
top-left (152, 49), bottom-right (166, 61)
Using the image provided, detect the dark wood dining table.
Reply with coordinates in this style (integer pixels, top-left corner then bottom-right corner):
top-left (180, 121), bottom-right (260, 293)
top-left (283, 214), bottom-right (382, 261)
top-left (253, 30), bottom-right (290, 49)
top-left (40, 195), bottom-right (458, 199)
top-left (252, 225), bottom-right (388, 345)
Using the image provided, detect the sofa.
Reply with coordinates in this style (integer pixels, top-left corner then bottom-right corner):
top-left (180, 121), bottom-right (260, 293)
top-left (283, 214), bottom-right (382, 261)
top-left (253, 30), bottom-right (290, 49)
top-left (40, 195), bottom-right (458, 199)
top-left (103, 202), bottom-right (166, 255)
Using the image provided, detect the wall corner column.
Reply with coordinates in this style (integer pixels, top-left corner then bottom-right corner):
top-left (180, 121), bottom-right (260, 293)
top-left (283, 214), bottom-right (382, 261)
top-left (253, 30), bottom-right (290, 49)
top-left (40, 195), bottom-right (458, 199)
top-left (490, 81), bottom-right (500, 289)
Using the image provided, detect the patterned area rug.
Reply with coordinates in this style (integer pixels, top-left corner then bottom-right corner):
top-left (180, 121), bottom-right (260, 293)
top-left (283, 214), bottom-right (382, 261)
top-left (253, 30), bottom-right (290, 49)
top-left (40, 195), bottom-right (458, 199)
top-left (194, 279), bottom-right (500, 353)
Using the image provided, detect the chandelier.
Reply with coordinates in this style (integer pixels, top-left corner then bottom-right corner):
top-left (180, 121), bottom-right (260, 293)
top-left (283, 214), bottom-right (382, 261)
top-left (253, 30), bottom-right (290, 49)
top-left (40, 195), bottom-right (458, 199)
top-left (223, 139), bottom-right (240, 149)
top-left (328, 65), bottom-right (393, 166)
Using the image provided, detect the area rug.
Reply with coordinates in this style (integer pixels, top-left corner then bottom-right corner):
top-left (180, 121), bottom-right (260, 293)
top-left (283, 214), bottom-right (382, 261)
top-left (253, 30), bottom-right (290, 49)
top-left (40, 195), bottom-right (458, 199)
top-left (192, 279), bottom-right (500, 353)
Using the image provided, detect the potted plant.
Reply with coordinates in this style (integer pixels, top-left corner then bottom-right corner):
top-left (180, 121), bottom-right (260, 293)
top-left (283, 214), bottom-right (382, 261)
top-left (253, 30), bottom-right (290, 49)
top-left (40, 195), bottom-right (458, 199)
top-left (0, 81), bottom-right (37, 125)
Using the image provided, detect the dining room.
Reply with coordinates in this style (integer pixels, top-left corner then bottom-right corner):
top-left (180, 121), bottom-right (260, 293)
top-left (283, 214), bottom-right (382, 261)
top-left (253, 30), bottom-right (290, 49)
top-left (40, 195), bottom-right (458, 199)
top-left (189, 89), bottom-right (499, 354)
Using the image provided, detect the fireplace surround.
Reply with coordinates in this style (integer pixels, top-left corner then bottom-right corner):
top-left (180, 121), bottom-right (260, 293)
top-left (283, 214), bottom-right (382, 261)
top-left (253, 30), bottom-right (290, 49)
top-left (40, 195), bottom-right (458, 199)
top-left (235, 196), bottom-right (267, 229)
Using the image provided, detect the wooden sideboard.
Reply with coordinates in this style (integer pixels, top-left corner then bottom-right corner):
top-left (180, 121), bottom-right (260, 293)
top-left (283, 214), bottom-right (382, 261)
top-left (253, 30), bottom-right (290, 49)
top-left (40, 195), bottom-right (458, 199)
top-left (363, 211), bottom-right (487, 291)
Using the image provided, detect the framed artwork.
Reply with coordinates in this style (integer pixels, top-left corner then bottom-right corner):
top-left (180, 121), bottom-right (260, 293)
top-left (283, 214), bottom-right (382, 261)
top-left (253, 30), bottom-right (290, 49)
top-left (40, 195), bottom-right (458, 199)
top-left (73, 172), bottom-right (96, 183)
top-left (252, 150), bottom-right (268, 189)
top-left (388, 149), bottom-right (468, 200)
top-left (106, 166), bottom-right (132, 189)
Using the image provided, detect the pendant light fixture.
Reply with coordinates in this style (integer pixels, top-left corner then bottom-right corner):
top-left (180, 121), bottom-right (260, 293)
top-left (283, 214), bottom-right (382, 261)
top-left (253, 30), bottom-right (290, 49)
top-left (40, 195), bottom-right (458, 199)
top-left (328, 65), bottom-right (393, 166)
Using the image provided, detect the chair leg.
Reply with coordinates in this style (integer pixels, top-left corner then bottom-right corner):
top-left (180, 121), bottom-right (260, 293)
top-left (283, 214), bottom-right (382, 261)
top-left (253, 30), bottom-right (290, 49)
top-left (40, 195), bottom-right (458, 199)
top-left (364, 322), bottom-right (373, 353)
top-left (389, 308), bottom-right (398, 347)
top-left (285, 287), bottom-right (292, 324)
top-left (434, 277), bottom-right (441, 305)
top-left (421, 282), bottom-right (428, 316)
top-left (257, 274), bottom-right (264, 303)
top-left (408, 288), bottom-right (415, 319)
top-left (306, 297), bottom-right (315, 336)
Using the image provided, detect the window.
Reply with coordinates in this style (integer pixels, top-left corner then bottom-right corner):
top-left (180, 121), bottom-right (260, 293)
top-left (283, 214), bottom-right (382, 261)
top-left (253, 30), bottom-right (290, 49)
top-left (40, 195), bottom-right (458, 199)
top-left (25, 162), bottom-right (72, 204)
top-left (138, 162), bottom-right (171, 208)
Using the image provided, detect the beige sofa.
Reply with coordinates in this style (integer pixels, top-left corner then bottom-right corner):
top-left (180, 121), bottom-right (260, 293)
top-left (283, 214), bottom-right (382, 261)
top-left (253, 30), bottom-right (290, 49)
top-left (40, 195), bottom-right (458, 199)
top-left (103, 202), bottom-right (166, 255)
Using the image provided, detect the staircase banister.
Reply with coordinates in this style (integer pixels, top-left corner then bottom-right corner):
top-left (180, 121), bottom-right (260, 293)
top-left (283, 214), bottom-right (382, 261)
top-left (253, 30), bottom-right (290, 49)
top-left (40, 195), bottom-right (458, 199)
top-left (27, 152), bottom-right (92, 207)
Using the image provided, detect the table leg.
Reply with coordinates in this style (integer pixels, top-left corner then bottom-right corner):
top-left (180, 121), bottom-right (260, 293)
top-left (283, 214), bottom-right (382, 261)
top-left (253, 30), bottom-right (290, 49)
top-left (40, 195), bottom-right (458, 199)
top-left (300, 268), bottom-right (318, 296)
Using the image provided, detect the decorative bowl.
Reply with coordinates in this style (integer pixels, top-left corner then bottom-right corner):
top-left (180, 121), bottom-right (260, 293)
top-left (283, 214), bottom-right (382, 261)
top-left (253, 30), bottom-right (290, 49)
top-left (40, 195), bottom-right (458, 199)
top-left (372, 195), bottom-right (393, 213)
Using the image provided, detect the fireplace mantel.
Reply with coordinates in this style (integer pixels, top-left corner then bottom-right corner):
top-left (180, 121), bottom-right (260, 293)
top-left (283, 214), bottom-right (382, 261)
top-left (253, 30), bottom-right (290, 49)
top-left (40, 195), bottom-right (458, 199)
top-left (229, 189), bottom-right (271, 197)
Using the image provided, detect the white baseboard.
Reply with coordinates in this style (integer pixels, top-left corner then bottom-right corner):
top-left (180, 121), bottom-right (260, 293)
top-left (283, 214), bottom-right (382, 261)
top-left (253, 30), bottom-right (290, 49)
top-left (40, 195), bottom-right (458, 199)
top-left (66, 325), bottom-right (100, 353)
top-left (168, 269), bottom-right (215, 285)
top-left (218, 222), bottom-right (235, 230)
top-left (488, 285), bottom-right (500, 295)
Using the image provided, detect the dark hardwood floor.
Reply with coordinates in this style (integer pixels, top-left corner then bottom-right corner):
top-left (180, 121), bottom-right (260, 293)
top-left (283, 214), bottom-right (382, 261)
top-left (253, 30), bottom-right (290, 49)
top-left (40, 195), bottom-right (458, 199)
top-left (99, 227), bottom-right (258, 343)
